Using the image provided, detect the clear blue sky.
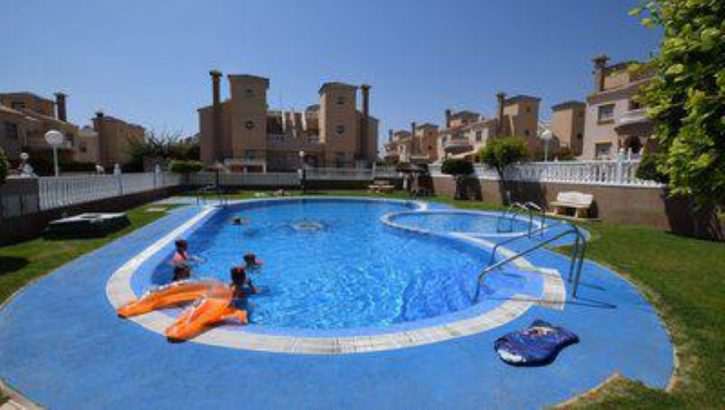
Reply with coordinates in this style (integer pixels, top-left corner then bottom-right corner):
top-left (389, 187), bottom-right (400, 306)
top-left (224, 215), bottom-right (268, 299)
top-left (0, 0), bottom-right (660, 149)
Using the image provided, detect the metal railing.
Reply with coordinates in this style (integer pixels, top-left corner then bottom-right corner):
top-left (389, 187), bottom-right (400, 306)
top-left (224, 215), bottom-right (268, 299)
top-left (473, 224), bottom-right (587, 301)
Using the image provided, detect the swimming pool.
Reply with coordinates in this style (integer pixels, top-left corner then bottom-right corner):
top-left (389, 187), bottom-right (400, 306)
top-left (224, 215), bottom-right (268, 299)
top-left (386, 209), bottom-right (533, 236)
top-left (146, 198), bottom-right (498, 330)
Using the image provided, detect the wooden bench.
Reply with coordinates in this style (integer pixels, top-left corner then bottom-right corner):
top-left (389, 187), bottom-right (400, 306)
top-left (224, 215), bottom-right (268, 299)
top-left (550, 191), bottom-right (594, 219)
top-left (368, 180), bottom-right (395, 194)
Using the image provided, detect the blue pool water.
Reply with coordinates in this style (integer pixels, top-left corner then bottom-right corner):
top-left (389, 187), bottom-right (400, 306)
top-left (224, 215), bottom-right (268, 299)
top-left (150, 199), bottom-right (493, 330)
top-left (391, 211), bottom-right (531, 234)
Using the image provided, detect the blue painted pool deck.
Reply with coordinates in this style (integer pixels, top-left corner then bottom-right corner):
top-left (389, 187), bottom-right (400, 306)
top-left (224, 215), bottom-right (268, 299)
top-left (0, 201), bottom-right (673, 409)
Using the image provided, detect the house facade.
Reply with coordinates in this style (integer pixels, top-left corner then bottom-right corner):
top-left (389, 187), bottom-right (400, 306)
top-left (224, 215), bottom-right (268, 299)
top-left (550, 100), bottom-right (586, 156)
top-left (198, 72), bottom-right (378, 172)
top-left (583, 55), bottom-right (655, 159)
top-left (0, 91), bottom-right (144, 168)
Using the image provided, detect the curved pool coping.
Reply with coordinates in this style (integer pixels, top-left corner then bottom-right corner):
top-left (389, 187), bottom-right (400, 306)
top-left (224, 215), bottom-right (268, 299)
top-left (106, 197), bottom-right (567, 354)
top-left (381, 208), bottom-right (542, 238)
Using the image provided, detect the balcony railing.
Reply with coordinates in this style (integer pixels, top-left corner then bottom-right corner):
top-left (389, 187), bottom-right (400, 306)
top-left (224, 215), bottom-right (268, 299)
top-left (616, 109), bottom-right (650, 128)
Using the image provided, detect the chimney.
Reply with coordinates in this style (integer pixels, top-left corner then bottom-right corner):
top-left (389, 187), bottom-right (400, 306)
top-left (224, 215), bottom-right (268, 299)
top-left (95, 110), bottom-right (104, 119)
top-left (54, 92), bottom-right (67, 122)
top-left (209, 69), bottom-right (222, 162)
top-left (592, 54), bottom-right (610, 92)
top-left (445, 109), bottom-right (451, 128)
top-left (496, 92), bottom-right (506, 136)
top-left (360, 84), bottom-right (371, 159)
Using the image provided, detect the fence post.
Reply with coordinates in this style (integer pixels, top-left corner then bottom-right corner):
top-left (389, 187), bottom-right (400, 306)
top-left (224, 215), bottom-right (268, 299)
top-left (114, 163), bottom-right (123, 196)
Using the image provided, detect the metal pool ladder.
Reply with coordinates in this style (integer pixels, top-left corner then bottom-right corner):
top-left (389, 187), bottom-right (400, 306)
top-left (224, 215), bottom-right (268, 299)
top-left (496, 201), bottom-right (547, 236)
top-left (474, 222), bottom-right (588, 301)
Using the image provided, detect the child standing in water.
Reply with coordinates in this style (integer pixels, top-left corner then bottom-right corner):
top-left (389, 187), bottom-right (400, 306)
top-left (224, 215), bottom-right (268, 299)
top-left (230, 266), bottom-right (259, 298)
top-left (171, 239), bottom-right (191, 281)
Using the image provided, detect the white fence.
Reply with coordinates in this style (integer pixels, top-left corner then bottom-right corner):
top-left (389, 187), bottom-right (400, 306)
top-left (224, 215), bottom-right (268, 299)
top-left (190, 172), bottom-right (299, 187)
top-left (38, 172), bottom-right (182, 211)
top-left (430, 159), bottom-right (662, 187)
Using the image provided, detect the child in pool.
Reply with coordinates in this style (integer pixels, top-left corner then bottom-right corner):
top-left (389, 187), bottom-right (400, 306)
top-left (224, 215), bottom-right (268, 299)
top-left (243, 253), bottom-right (263, 274)
top-left (171, 239), bottom-right (191, 281)
top-left (230, 266), bottom-right (259, 298)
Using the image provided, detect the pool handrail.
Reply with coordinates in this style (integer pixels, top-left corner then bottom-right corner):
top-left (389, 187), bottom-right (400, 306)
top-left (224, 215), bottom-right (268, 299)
top-left (473, 225), bottom-right (587, 301)
top-left (523, 201), bottom-right (547, 237)
top-left (496, 202), bottom-right (529, 233)
top-left (486, 219), bottom-right (568, 269)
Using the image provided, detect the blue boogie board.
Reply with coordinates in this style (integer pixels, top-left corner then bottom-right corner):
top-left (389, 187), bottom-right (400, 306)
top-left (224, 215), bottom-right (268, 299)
top-left (494, 320), bottom-right (579, 366)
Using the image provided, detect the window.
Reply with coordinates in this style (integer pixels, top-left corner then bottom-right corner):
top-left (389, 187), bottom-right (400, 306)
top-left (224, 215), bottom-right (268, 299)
top-left (526, 106), bottom-right (532, 113)
top-left (245, 120), bottom-right (255, 130)
top-left (245, 88), bottom-right (255, 98)
top-left (79, 142), bottom-right (87, 153)
top-left (10, 101), bottom-right (25, 110)
top-left (577, 133), bottom-right (583, 140)
top-left (629, 99), bottom-right (642, 110)
top-left (442, 136), bottom-right (448, 145)
top-left (597, 104), bottom-right (615, 123)
top-left (475, 130), bottom-right (483, 142)
top-left (3, 122), bottom-right (18, 140)
top-left (336, 125), bottom-right (345, 134)
top-left (336, 96), bottom-right (345, 105)
top-left (524, 130), bottom-right (530, 137)
top-left (595, 143), bottom-right (612, 159)
top-left (244, 150), bottom-right (256, 160)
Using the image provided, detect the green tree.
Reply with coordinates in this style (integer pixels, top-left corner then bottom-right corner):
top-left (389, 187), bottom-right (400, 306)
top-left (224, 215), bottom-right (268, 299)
top-left (631, 0), bottom-right (725, 209)
top-left (126, 130), bottom-right (200, 171)
top-left (478, 136), bottom-right (528, 181)
top-left (169, 160), bottom-right (203, 174)
top-left (0, 147), bottom-right (8, 185)
top-left (440, 158), bottom-right (474, 200)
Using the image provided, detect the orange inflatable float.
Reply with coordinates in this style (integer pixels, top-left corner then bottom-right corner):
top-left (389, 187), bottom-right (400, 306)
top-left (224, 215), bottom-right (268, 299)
top-left (117, 280), bottom-right (222, 318)
top-left (117, 279), bottom-right (249, 341)
top-left (165, 286), bottom-right (248, 341)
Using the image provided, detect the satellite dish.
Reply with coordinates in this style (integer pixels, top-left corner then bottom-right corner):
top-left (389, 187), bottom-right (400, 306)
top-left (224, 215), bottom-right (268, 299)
top-left (44, 130), bottom-right (65, 147)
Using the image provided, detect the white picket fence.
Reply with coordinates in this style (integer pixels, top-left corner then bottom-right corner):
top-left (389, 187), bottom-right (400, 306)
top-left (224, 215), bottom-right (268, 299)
top-left (38, 172), bottom-right (182, 211)
top-left (430, 159), bottom-right (662, 187)
top-left (189, 172), bottom-right (299, 187)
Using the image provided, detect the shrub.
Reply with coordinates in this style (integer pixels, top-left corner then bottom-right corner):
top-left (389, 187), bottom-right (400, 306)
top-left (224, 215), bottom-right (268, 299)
top-left (636, 153), bottom-right (669, 183)
top-left (169, 160), bottom-right (203, 174)
top-left (0, 147), bottom-right (8, 185)
top-left (440, 158), bottom-right (473, 176)
top-left (478, 136), bottom-right (528, 179)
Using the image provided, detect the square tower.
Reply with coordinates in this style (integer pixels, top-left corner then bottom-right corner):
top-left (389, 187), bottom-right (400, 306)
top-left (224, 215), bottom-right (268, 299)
top-left (228, 75), bottom-right (269, 161)
top-left (319, 82), bottom-right (358, 167)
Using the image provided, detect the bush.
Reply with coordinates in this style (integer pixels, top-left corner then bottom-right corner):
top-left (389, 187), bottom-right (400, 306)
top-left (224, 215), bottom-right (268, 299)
top-left (636, 153), bottom-right (669, 183)
top-left (478, 136), bottom-right (528, 179)
top-left (169, 160), bottom-right (203, 174)
top-left (0, 147), bottom-right (8, 185)
top-left (440, 158), bottom-right (474, 176)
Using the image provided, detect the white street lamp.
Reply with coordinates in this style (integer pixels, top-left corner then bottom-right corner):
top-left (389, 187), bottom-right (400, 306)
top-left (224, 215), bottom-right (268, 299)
top-left (44, 129), bottom-right (65, 177)
top-left (540, 129), bottom-right (553, 162)
top-left (298, 150), bottom-right (306, 193)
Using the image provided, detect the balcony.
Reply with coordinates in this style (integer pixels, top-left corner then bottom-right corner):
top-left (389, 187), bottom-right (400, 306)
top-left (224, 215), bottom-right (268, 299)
top-left (615, 109), bottom-right (653, 135)
top-left (443, 139), bottom-right (472, 154)
top-left (616, 109), bottom-right (650, 128)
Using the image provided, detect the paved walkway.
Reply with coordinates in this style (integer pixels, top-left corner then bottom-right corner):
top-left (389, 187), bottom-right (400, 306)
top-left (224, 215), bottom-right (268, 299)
top-left (0, 203), bottom-right (673, 409)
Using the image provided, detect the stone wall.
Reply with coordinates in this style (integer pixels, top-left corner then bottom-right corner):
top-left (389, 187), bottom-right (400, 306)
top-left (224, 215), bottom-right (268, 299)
top-left (432, 175), bottom-right (718, 238)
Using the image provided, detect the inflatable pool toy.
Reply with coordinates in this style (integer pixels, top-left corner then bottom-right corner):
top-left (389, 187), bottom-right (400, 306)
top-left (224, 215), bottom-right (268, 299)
top-left (165, 286), bottom-right (248, 341)
top-left (117, 279), bottom-right (222, 318)
top-left (494, 320), bottom-right (578, 366)
top-left (117, 279), bottom-right (249, 341)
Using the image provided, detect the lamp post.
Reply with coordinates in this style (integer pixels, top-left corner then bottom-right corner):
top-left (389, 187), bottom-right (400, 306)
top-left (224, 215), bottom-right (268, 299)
top-left (298, 150), bottom-right (306, 194)
top-left (540, 129), bottom-right (553, 162)
top-left (44, 130), bottom-right (65, 177)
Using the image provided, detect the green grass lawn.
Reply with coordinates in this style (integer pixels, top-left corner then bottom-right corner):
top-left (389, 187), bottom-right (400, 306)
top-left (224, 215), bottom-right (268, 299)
top-left (0, 204), bottom-right (181, 304)
top-left (1, 190), bottom-right (723, 409)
